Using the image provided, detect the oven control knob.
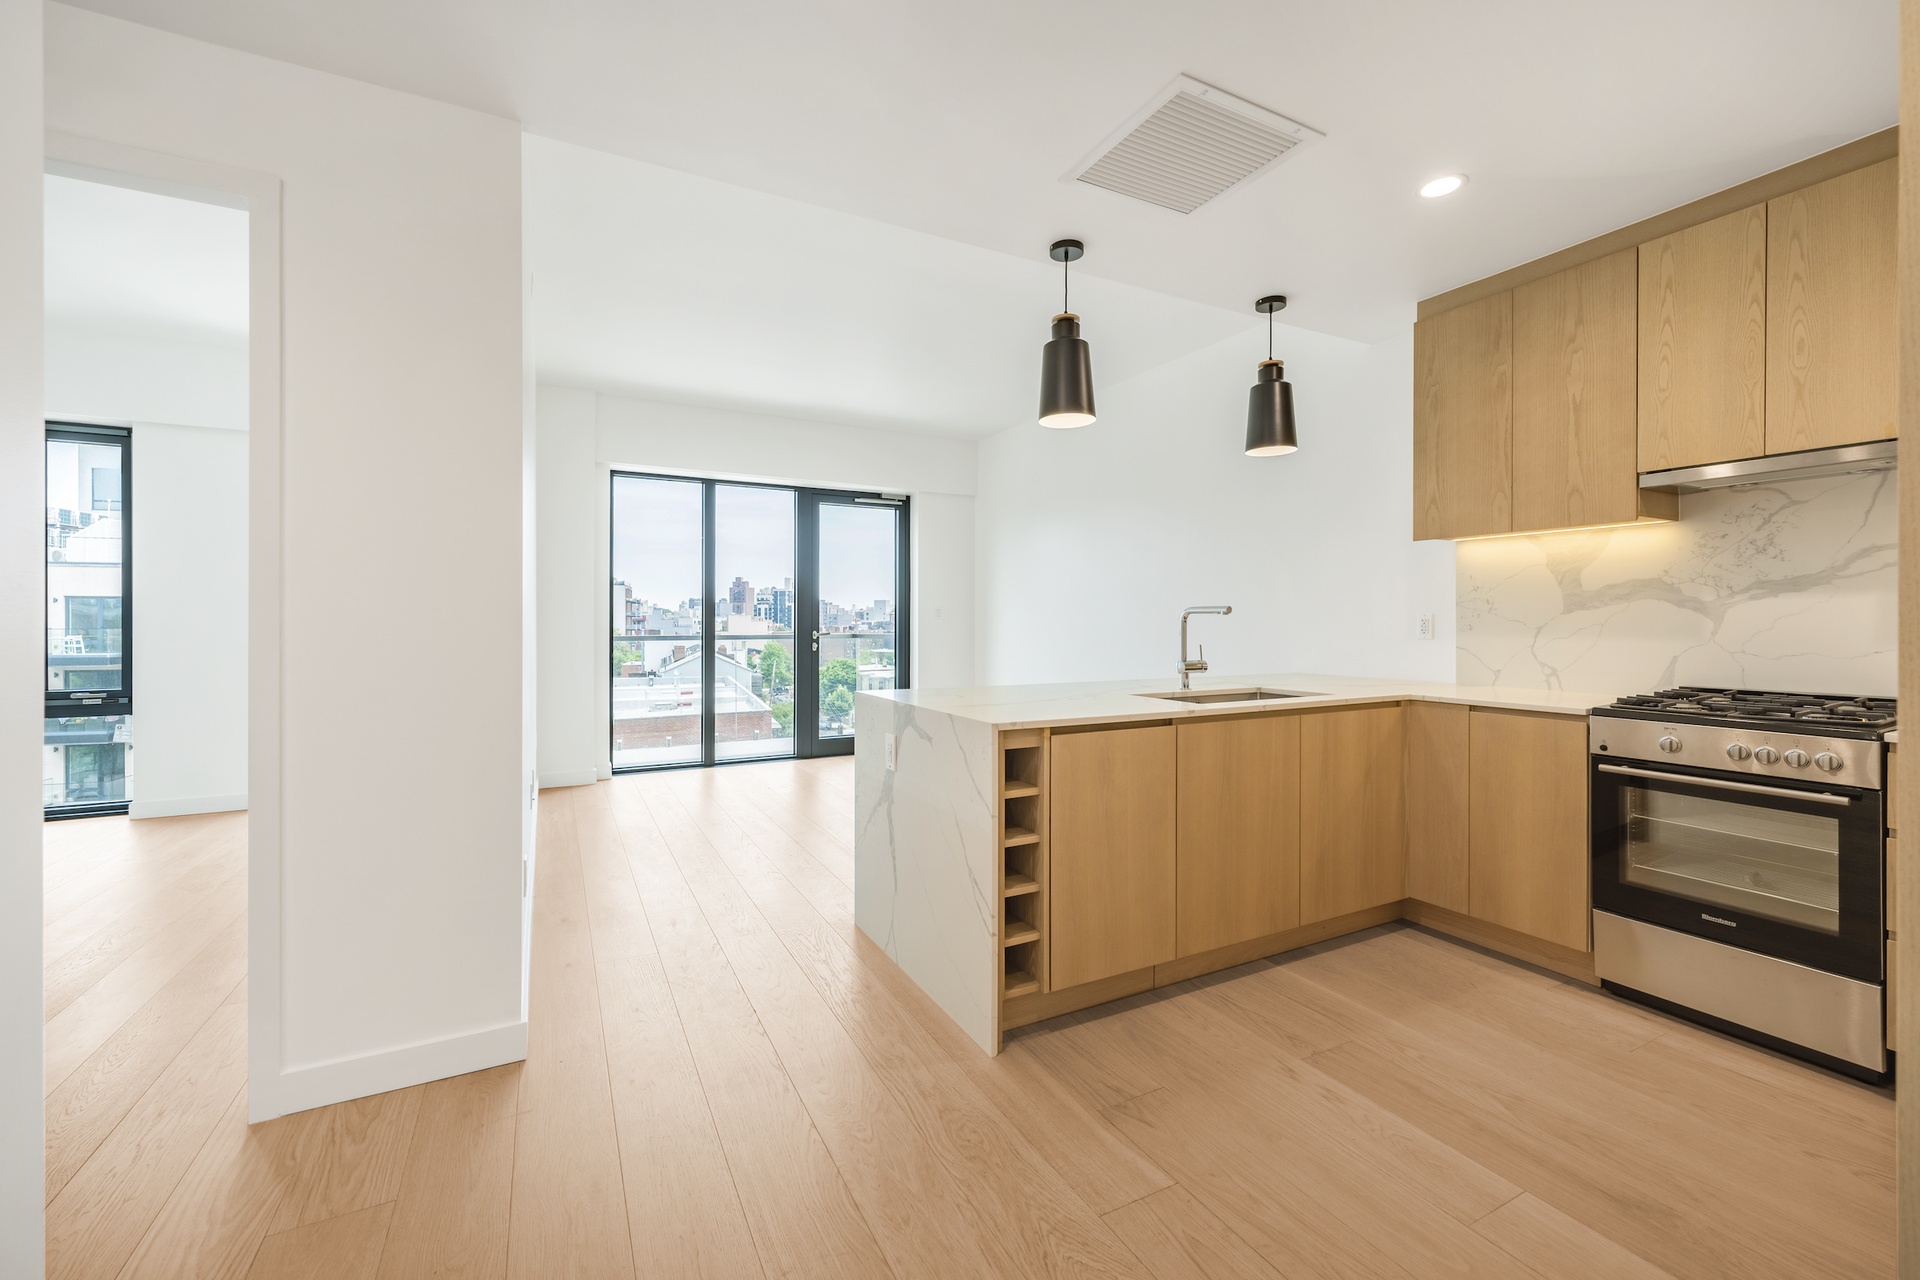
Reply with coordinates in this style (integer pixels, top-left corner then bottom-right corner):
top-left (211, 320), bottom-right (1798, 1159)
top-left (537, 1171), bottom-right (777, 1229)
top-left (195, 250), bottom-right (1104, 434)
top-left (1753, 746), bottom-right (1780, 764)
top-left (1783, 749), bottom-right (1811, 768)
top-left (1725, 744), bottom-right (1751, 761)
top-left (1814, 752), bottom-right (1844, 773)
top-left (1657, 735), bottom-right (1682, 754)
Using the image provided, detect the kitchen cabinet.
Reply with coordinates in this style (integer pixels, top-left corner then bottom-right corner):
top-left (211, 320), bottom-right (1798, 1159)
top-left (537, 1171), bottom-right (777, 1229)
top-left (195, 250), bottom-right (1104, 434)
top-left (1301, 705), bottom-right (1406, 924)
top-left (1175, 715), bottom-right (1301, 957)
top-left (1637, 204), bottom-right (1768, 471)
top-left (1765, 158), bottom-right (1897, 455)
top-left (1405, 701), bottom-right (1470, 914)
top-left (1049, 724), bottom-right (1176, 989)
top-left (1468, 709), bottom-right (1591, 952)
top-left (1512, 250), bottom-right (1675, 531)
top-left (1414, 291), bottom-right (1512, 540)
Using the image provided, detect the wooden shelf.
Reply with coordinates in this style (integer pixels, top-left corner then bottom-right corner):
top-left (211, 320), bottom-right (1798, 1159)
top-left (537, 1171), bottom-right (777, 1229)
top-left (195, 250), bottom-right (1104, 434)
top-left (1003, 827), bottom-right (1040, 847)
top-left (1002, 922), bottom-right (1041, 948)
top-left (1002, 781), bottom-right (1041, 799)
top-left (1003, 873), bottom-right (1039, 898)
top-left (1004, 970), bottom-right (1040, 998)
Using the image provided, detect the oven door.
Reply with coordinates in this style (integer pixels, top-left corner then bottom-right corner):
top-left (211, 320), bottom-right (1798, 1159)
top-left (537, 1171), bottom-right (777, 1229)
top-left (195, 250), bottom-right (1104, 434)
top-left (1590, 758), bottom-right (1884, 983)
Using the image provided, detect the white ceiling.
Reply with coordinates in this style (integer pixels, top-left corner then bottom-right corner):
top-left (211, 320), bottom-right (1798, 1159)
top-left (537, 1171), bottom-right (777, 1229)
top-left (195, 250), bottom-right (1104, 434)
top-left (57, 0), bottom-right (1898, 346)
top-left (528, 138), bottom-right (1257, 437)
top-left (43, 172), bottom-right (248, 343)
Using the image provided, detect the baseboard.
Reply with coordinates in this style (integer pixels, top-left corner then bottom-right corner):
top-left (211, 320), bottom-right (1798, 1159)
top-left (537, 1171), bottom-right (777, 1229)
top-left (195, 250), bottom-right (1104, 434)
top-left (129, 793), bottom-right (247, 819)
top-left (253, 1019), bottom-right (528, 1121)
top-left (1400, 900), bottom-right (1598, 985)
top-left (538, 767), bottom-right (601, 789)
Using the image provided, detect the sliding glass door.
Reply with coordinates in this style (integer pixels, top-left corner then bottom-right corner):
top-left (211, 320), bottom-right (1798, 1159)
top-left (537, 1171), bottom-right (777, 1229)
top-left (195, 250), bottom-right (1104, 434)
top-left (611, 473), bottom-right (907, 770)
top-left (45, 423), bottom-right (134, 816)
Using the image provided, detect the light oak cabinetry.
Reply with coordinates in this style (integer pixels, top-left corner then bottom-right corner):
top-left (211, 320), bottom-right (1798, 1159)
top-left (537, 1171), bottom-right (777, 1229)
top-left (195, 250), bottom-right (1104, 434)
top-left (1637, 204), bottom-right (1769, 471)
top-left (1048, 724), bottom-right (1176, 989)
top-left (1175, 715), bottom-right (1301, 957)
top-left (1414, 292), bottom-right (1511, 540)
top-left (1405, 701), bottom-right (1471, 914)
top-left (1765, 158), bottom-right (1898, 454)
top-left (1512, 250), bottom-right (1675, 530)
top-left (1467, 710), bottom-right (1592, 953)
top-left (1301, 705), bottom-right (1407, 923)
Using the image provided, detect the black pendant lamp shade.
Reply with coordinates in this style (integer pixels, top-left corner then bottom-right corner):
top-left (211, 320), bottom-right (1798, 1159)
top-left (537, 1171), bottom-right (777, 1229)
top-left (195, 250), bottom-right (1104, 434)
top-left (1039, 239), bottom-right (1095, 428)
top-left (1245, 295), bottom-right (1298, 456)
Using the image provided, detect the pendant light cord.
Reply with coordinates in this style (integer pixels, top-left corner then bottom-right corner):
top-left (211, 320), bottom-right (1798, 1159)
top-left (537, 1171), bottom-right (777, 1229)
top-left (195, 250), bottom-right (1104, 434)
top-left (1063, 257), bottom-right (1070, 315)
top-left (1268, 306), bottom-right (1275, 361)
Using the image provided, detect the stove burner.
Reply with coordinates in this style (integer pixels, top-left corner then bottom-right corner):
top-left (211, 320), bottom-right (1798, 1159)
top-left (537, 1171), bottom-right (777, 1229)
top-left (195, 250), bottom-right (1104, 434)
top-left (1605, 687), bottom-right (1897, 729)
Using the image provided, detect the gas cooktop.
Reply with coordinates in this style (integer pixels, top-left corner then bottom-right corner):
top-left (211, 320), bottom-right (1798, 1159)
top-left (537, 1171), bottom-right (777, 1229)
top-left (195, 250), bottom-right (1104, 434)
top-left (1594, 687), bottom-right (1897, 738)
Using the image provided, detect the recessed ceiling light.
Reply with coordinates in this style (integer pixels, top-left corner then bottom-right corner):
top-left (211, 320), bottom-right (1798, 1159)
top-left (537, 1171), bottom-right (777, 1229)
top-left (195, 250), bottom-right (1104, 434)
top-left (1420, 174), bottom-right (1466, 199)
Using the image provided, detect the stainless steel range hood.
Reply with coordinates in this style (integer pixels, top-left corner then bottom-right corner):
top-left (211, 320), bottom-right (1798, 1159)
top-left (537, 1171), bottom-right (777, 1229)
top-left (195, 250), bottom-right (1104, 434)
top-left (1639, 440), bottom-right (1896, 494)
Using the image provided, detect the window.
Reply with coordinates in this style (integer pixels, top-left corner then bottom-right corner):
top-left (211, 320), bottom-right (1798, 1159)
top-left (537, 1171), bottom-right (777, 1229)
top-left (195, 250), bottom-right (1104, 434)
top-left (46, 424), bottom-right (133, 816)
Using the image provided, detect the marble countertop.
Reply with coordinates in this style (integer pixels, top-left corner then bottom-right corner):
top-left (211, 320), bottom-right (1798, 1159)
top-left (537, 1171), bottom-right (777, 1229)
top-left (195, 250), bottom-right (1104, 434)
top-left (864, 673), bottom-right (1620, 732)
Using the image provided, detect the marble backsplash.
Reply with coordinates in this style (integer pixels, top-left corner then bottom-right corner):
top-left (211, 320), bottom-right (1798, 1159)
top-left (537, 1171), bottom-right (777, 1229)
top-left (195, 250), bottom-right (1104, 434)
top-left (1455, 471), bottom-right (1897, 697)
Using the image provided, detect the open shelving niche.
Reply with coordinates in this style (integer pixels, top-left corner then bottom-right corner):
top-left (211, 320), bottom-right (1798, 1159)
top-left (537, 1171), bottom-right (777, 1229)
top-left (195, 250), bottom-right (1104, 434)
top-left (999, 728), bottom-right (1049, 1001)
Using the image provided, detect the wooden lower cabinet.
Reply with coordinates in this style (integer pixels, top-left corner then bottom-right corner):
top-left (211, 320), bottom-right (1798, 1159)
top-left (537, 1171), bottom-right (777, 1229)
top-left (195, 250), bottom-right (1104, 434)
top-left (1175, 715), bottom-right (1301, 957)
top-left (1300, 705), bottom-right (1406, 924)
top-left (1048, 724), bottom-right (1176, 989)
top-left (1467, 709), bottom-right (1591, 952)
top-left (1405, 701), bottom-right (1471, 913)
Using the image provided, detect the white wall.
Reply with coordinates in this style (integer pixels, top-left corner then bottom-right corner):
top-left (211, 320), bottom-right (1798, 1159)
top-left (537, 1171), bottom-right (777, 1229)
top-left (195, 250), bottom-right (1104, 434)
top-left (536, 384), bottom-right (978, 784)
top-left (47, 6), bottom-right (531, 1118)
top-left (0, 0), bottom-right (45, 1269)
top-left (975, 325), bottom-right (1454, 686)
top-left (47, 317), bottom-right (251, 818)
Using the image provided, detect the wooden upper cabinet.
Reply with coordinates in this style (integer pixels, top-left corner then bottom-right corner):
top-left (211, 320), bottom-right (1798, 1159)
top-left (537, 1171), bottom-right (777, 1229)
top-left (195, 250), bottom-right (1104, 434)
top-left (1766, 158), bottom-right (1897, 454)
top-left (1404, 700), bottom-right (1470, 914)
top-left (1414, 291), bottom-right (1512, 540)
top-left (1175, 715), bottom-right (1301, 958)
top-left (1637, 204), bottom-right (1768, 471)
top-left (1300, 705), bottom-right (1406, 924)
top-left (1467, 710), bottom-right (1590, 953)
top-left (1048, 725), bottom-right (1176, 990)
top-left (1512, 250), bottom-right (1674, 531)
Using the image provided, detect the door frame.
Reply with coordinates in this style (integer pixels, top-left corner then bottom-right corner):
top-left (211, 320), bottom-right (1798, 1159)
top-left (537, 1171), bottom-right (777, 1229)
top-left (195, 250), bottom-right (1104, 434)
top-left (608, 470), bottom-right (911, 770)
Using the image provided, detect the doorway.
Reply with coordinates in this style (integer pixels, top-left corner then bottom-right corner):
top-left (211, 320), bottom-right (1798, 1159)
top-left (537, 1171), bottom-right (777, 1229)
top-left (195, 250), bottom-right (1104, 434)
top-left (610, 472), bottom-right (909, 769)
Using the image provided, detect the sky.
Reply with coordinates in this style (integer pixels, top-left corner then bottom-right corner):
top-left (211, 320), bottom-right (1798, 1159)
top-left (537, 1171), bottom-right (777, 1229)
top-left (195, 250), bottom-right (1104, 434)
top-left (612, 475), bottom-right (898, 622)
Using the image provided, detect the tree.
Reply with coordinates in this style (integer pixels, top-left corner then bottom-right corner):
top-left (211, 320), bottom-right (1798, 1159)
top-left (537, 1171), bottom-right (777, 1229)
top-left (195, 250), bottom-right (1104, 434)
top-left (757, 640), bottom-right (792, 693)
top-left (823, 686), bottom-right (854, 725)
top-left (769, 701), bottom-right (795, 735)
top-left (820, 657), bottom-right (859, 695)
top-left (612, 641), bottom-right (644, 672)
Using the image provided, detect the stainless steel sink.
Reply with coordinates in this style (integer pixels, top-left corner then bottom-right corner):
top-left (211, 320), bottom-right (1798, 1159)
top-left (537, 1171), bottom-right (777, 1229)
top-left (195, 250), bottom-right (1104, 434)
top-left (1136, 688), bottom-right (1311, 705)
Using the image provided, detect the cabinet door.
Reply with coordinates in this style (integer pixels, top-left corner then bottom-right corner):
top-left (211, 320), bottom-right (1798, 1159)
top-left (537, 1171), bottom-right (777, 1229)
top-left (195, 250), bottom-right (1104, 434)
top-left (1300, 705), bottom-right (1406, 924)
top-left (1050, 725), bottom-right (1176, 989)
top-left (1175, 715), bottom-right (1300, 957)
top-left (1512, 250), bottom-right (1671, 531)
top-left (1468, 710), bottom-right (1590, 952)
top-left (1766, 158), bottom-right (1897, 454)
top-left (1638, 204), bottom-right (1767, 470)
top-left (1414, 292), bottom-right (1512, 540)
top-left (1405, 701), bottom-right (1470, 913)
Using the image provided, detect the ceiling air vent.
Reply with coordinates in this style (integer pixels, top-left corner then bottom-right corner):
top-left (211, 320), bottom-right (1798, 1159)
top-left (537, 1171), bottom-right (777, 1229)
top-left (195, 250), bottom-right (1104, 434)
top-left (1067, 75), bottom-right (1325, 215)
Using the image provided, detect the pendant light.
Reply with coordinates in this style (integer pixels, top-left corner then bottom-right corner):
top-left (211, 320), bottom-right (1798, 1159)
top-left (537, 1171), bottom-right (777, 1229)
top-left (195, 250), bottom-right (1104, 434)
top-left (1245, 294), bottom-right (1298, 456)
top-left (1038, 239), bottom-right (1095, 428)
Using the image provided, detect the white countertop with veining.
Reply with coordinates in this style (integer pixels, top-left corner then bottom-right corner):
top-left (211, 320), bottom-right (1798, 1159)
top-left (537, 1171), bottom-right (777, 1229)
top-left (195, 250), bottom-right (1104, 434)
top-left (865, 673), bottom-right (1617, 732)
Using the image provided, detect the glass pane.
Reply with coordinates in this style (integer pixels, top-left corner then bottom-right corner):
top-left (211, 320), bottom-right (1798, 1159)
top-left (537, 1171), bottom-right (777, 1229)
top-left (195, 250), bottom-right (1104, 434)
top-left (44, 715), bottom-right (133, 807)
top-left (816, 503), bottom-right (898, 740)
top-left (1621, 786), bottom-right (1841, 933)
top-left (612, 476), bottom-right (705, 768)
top-left (47, 437), bottom-right (126, 694)
top-left (714, 485), bottom-right (796, 762)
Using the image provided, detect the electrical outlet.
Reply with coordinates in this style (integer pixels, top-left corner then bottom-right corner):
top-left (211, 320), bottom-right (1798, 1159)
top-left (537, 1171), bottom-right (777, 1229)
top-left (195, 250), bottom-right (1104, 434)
top-left (1415, 613), bottom-right (1436, 641)
top-left (885, 732), bottom-right (897, 771)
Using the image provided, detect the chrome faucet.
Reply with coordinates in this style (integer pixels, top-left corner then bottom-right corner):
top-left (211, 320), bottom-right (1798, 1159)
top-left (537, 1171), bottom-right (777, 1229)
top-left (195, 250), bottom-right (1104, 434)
top-left (1178, 605), bottom-right (1233, 689)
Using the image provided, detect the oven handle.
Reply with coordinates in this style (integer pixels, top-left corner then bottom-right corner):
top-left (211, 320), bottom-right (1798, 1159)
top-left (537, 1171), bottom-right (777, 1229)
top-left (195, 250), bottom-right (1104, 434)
top-left (1596, 762), bottom-right (1856, 807)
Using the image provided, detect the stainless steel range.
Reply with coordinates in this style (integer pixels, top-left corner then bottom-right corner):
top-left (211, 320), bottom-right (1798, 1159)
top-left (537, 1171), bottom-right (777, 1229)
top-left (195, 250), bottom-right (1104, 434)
top-left (1588, 688), bottom-right (1895, 1082)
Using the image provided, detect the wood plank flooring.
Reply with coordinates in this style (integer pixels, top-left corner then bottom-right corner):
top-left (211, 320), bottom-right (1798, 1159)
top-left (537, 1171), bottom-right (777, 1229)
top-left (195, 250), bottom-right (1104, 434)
top-left (45, 760), bottom-right (1894, 1278)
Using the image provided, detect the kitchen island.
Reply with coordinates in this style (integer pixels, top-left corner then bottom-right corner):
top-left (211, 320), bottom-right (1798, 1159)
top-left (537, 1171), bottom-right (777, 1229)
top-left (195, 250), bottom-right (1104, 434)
top-left (854, 674), bottom-right (1615, 1053)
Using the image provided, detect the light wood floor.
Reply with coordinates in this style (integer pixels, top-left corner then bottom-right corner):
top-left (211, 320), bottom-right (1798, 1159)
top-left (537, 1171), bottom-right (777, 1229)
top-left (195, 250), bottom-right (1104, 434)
top-left (45, 758), bottom-right (1894, 1278)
